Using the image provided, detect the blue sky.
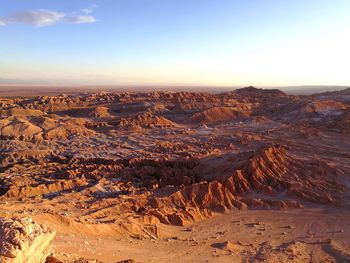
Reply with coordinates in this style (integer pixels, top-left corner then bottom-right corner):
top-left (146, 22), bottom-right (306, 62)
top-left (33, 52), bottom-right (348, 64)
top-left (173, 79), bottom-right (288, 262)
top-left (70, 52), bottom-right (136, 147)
top-left (1, 0), bottom-right (350, 86)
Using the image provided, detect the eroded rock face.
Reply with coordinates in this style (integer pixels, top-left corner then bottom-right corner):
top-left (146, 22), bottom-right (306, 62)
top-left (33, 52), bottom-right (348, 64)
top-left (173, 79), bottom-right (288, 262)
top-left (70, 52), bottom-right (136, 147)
top-left (119, 111), bottom-right (179, 130)
top-left (145, 145), bottom-right (343, 225)
top-left (0, 88), bottom-right (349, 233)
top-left (0, 217), bottom-right (56, 263)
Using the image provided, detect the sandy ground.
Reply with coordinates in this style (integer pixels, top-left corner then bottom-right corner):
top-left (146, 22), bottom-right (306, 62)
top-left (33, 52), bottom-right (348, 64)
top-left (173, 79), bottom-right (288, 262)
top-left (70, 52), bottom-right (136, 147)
top-left (29, 208), bottom-right (349, 262)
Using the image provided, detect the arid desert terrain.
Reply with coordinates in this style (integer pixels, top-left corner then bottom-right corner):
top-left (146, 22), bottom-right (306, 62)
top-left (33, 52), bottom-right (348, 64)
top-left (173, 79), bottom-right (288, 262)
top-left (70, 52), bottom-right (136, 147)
top-left (1, 86), bottom-right (350, 262)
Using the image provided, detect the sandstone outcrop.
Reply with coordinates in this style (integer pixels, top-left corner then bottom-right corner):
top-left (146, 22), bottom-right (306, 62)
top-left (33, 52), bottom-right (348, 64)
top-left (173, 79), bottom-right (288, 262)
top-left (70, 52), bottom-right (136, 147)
top-left (0, 217), bottom-right (55, 263)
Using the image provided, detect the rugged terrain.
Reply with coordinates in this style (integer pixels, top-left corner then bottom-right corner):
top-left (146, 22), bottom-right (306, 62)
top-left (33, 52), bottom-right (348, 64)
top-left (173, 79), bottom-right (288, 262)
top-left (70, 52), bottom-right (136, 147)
top-left (0, 86), bottom-right (350, 262)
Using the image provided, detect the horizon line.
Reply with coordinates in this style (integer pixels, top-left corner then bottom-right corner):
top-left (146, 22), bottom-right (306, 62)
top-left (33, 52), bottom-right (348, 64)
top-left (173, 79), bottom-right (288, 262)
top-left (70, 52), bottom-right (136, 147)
top-left (0, 83), bottom-right (348, 89)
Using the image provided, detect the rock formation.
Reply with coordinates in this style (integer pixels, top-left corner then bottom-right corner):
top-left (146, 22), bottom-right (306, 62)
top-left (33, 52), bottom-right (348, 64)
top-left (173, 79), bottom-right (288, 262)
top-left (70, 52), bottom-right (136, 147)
top-left (0, 87), bottom-right (349, 262)
top-left (0, 217), bottom-right (55, 263)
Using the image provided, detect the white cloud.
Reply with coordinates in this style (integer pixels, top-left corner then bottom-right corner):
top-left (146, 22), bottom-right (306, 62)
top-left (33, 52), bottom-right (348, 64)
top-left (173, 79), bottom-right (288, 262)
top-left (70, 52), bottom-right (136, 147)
top-left (81, 4), bottom-right (98, 14)
top-left (0, 7), bottom-right (97, 27)
top-left (68, 15), bottom-right (97, 24)
top-left (3, 9), bottom-right (66, 27)
top-left (81, 8), bottom-right (93, 14)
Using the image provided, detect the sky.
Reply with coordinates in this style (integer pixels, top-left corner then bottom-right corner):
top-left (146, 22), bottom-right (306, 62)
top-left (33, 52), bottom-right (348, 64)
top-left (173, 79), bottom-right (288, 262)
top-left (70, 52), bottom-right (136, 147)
top-left (0, 0), bottom-right (350, 87)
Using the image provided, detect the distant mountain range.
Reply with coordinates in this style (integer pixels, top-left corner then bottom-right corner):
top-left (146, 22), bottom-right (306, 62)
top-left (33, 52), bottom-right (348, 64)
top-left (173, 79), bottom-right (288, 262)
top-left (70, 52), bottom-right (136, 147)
top-left (0, 82), bottom-right (348, 97)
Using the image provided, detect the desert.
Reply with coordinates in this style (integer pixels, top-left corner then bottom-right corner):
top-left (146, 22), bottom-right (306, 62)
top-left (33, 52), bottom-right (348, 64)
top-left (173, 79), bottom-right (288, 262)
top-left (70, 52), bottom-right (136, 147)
top-left (2, 2), bottom-right (350, 261)
top-left (0, 86), bottom-right (349, 262)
